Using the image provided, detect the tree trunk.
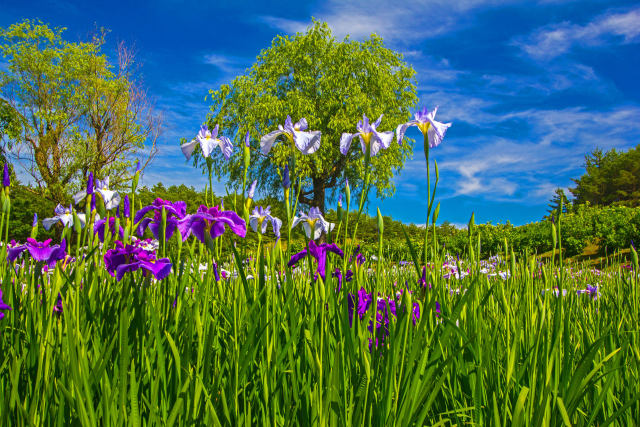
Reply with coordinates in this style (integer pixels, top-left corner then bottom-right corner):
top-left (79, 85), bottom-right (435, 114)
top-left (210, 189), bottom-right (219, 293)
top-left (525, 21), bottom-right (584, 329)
top-left (311, 177), bottom-right (326, 213)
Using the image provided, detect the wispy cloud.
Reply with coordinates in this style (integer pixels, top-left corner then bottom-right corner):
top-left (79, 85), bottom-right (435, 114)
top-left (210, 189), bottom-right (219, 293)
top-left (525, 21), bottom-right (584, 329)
top-left (258, 0), bottom-right (517, 44)
top-left (515, 6), bottom-right (640, 60)
top-left (203, 53), bottom-right (251, 75)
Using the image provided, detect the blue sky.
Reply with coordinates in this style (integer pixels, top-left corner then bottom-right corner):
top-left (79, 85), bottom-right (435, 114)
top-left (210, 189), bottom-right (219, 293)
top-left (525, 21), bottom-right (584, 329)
top-left (1, 0), bottom-right (639, 226)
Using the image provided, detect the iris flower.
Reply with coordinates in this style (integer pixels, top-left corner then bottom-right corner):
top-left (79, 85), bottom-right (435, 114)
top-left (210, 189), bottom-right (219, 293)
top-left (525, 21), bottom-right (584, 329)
top-left (94, 217), bottom-right (125, 242)
top-left (73, 172), bottom-right (94, 205)
top-left (103, 240), bottom-right (172, 281)
top-left (0, 288), bottom-right (12, 319)
top-left (288, 240), bottom-right (344, 281)
top-left (178, 205), bottom-right (246, 243)
top-left (94, 177), bottom-right (121, 210)
top-left (292, 207), bottom-right (334, 240)
top-left (2, 163), bottom-right (9, 187)
top-left (42, 205), bottom-right (90, 231)
top-left (181, 124), bottom-right (233, 160)
top-left (7, 238), bottom-right (67, 268)
top-left (340, 114), bottom-right (394, 157)
top-left (396, 106), bottom-right (452, 148)
top-left (135, 198), bottom-right (187, 241)
top-left (249, 206), bottom-right (282, 239)
top-left (260, 116), bottom-right (321, 155)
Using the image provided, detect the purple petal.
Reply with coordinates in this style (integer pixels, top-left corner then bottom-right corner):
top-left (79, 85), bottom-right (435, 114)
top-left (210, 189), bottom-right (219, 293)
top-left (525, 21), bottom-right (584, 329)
top-left (288, 249), bottom-right (308, 267)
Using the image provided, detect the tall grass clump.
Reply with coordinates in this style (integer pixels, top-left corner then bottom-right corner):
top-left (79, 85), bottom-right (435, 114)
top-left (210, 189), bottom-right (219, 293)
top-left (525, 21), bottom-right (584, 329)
top-left (1, 110), bottom-right (639, 426)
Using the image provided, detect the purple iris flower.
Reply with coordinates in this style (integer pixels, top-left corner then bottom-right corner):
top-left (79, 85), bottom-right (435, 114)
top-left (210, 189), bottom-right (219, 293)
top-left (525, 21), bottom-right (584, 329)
top-left (135, 198), bottom-right (187, 241)
top-left (177, 205), bottom-right (246, 243)
top-left (94, 217), bottom-right (125, 242)
top-left (435, 301), bottom-right (441, 317)
top-left (260, 116), bottom-right (321, 155)
top-left (333, 267), bottom-right (353, 291)
top-left (349, 245), bottom-right (366, 266)
top-left (181, 124), bottom-right (233, 160)
top-left (73, 172), bottom-right (94, 205)
top-left (0, 287), bottom-right (12, 319)
top-left (123, 195), bottom-right (130, 218)
top-left (340, 114), bottom-right (394, 157)
top-left (249, 206), bottom-right (282, 239)
top-left (103, 240), bottom-right (172, 281)
top-left (396, 106), bottom-right (452, 148)
top-left (282, 165), bottom-right (290, 189)
top-left (32, 213), bottom-right (38, 227)
top-left (347, 287), bottom-right (373, 327)
top-left (418, 265), bottom-right (428, 288)
top-left (244, 131), bottom-right (251, 148)
top-left (53, 293), bottom-right (63, 317)
top-left (288, 240), bottom-right (344, 281)
top-left (7, 238), bottom-right (67, 268)
top-left (3, 163), bottom-right (10, 187)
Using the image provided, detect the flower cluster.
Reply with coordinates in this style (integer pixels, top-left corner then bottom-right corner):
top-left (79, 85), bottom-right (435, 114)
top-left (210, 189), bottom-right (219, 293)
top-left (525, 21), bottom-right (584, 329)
top-left (7, 238), bottom-right (67, 268)
top-left (347, 287), bottom-right (421, 349)
top-left (103, 240), bottom-right (172, 281)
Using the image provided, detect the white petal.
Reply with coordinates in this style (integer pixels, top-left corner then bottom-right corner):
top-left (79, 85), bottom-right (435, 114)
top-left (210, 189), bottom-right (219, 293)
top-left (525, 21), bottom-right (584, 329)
top-left (73, 191), bottom-right (87, 205)
top-left (260, 130), bottom-right (286, 155)
top-left (180, 139), bottom-right (198, 160)
top-left (311, 223), bottom-right (323, 240)
top-left (339, 133), bottom-right (357, 155)
top-left (370, 139), bottom-right (382, 157)
top-left (395, 120), bottom-right (418, 145)
top-left (302, 222), bottom-right (313, 239)
top-left (426, 119), bottom-right (451, 148)
top-left (291, 215), bottom-right (305, 230)
top-left (218, 136), bottom-right (233, 160)
top-left (293, 130), bottom-right (321, 154)
top-left (199, 137), bottom-right (218, 158)
top-left (42, 217), bottom-right (60, 231)
top-left (375, 130), bottom-right (394, 149)
top-left (249, 217), bottom-right (259, 233)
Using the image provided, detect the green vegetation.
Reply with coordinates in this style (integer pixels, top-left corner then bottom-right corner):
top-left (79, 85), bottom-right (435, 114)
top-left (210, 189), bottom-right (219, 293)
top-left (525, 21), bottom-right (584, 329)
top-left (0, 20), bottom-right (160, 202)
top-left (204, 20), bottom-right (417, 212)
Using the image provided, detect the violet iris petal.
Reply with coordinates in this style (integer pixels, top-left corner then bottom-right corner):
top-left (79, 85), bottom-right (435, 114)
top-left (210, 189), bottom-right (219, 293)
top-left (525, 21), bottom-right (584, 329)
top-left (2, 163), bottom-right (10, 187)
top-left (104, 241), bottom-right (172, 281)
top-left (177, 205), bottom-right (246, 243)
top-left (0, 288), bottom-right (11, 319)
top-left (288, 241), bottom-right (344, 281)
top-left (94, 217), bottom-right (125, 242)
top-left (135, 198), bottom-right (187, 241)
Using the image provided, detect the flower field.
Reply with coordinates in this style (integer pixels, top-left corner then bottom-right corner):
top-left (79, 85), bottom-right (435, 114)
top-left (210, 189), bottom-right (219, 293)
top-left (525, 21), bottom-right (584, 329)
top-left (1, 110), bottom-right (639, 425)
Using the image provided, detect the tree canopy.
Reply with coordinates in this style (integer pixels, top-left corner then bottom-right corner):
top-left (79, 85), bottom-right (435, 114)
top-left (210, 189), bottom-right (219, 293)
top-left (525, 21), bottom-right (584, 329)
top-left (570, 145), bottom-right (640, 207)
top-left (201, 20), bottom-right (417, 212)
top-left (0, 20), bottom-right (160, 203)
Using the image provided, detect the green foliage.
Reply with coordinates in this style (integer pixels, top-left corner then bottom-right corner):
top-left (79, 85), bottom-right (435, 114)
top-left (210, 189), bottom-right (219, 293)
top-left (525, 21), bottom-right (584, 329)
top-left (545, 187), bottom-right (571, 219)
top-left (202, 20), bottom-right (418, 210)
top-left (0, 19), bottom-right (158, 202)
top-left (570, 145), bottom-right (640, 207)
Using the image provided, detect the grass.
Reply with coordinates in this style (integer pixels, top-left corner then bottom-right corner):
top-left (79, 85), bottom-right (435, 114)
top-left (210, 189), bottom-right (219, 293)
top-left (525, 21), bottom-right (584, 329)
top-left (1, 217), bottom-right (639, 425)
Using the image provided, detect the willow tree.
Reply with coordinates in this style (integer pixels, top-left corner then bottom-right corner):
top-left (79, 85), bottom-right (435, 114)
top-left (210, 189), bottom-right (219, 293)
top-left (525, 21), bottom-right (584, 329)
top-left (0, 20), bottom-right (159, 202)
top-left (202, 20), bottom-right (417, 212)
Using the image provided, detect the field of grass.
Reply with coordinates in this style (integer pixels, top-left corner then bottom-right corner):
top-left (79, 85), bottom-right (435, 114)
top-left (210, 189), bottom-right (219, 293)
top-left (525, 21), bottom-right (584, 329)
top-left (1, 123), bottom-right (640, 425)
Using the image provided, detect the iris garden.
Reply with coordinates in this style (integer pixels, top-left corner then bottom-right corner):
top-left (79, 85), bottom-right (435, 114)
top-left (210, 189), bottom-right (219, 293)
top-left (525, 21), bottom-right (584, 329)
top-left (0, 106), bottom-right (639, 425)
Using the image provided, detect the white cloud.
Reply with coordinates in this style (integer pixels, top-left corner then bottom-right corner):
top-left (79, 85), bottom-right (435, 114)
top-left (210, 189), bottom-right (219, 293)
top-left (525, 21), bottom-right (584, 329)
top-left (257, 0), bottom-right (518, 44)
top-left (203, 53), bottom-right (251, 75)
top-left (515, 7), bottom-right (640, 60)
